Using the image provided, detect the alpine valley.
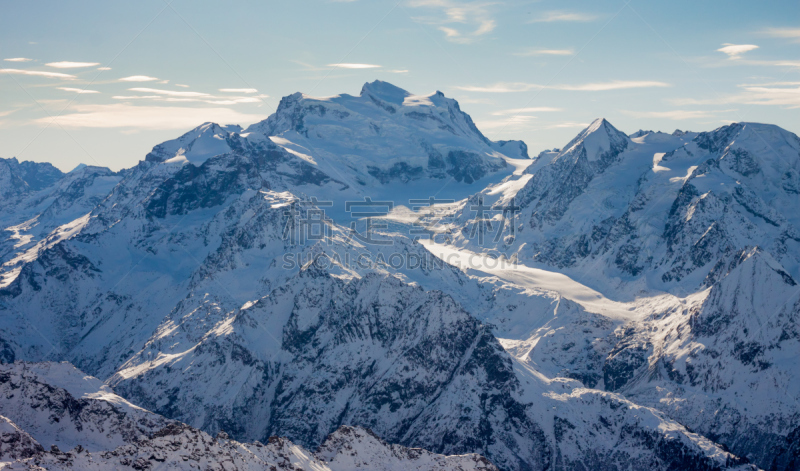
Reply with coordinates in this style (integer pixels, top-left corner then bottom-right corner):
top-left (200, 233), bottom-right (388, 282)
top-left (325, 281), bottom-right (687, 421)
top-left (0, 81), bottom-right (797, 471)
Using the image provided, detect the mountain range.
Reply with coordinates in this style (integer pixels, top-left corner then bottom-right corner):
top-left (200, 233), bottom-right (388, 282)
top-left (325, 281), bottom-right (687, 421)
top-left (1, 81), bottom-right (797, 471)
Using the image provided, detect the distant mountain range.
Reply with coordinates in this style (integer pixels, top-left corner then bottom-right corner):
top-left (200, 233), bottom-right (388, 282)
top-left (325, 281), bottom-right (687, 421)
top-left (1, 81), bottom-right (797, 471)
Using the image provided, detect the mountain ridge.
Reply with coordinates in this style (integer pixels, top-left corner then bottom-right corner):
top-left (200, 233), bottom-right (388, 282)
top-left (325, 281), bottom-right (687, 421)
top-left (0, 81), bottom-right (796, 470)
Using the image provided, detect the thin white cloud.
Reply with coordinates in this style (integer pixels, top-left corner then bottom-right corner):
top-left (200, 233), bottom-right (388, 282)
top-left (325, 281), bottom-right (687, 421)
top-left (115, 92), bottom-right (269, 105)
top-left (740, 81), bottom-right (800, 87)
top-left (176, 84), bottom-right (190, 88)
top-left (513, 49), bottom-right (574, 57)
top-left (327, 63), bottom-right (381, 69)
top-left (717, 44), bottom-right (759, 59)
top-left (492, 107), bottom-right (561, 115)
top-left (45, 61), bottom-right (100, 68)
top-left (559, 81), bottom-right (670, 91)
top-left (529, 11), bottom-right (598, 23)
top-left (622, 109), bottom-right (719, 120)
top-left (0, 68), bottom-right (75, 79)
top-left (128, 88), bottom-right (210, 97)
top-left (735, 84), bottom-right (800, 108)
top-left (112, 95), bottom-right (161, 100)
top-left (548, 122), bottom-right (590, 129)
top-left (476, 115), bottom-right (537, 130)
top-left (97, 67), bottom-right (111, 71)
top-left (407, 0), bottom-right (496, 44)
top-left (119, 75), bottom-right (159, 82)
top-left (762, 27), bottom-right (800, 42)
top-left (4, 58), bottom-right (33, 62)
top-left (219, 88), bottom-right (258, 93)
top-left (457, 80), bottom-right (670, 93)
top-left (388, 69), bottom-right (409, 74)
top-left (456, 83), bottom-right (534, 93)
top-left (456, 97), bottom-right (495, 104)
top-left (671, 83), bottom-right (800, 108)
top-left (34, 104), bottom-right (268, 130)
top-left (57, 87), bottom-right (100, 94)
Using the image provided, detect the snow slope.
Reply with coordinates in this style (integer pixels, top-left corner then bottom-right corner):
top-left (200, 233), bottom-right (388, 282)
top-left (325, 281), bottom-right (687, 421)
top-left (451, 119), bottom-right (800, 297)
top-left (0, 83), bottom-right (795, 470)
top-left (0, 362), bottom-right (498, 471)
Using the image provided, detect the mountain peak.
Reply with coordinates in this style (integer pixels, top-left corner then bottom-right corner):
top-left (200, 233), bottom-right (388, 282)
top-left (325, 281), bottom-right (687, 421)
top-left (145, 122), bottom-right (240, 165)
top-left (561, 118), bottom-right (630, 162)
top-left (359, 80), bottom-right (411, 105)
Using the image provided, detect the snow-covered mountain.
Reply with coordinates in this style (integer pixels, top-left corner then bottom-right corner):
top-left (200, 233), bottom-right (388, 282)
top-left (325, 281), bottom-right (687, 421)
top-left (454, 119), bottom-right (800, 295)
top-left (0, 157), bottom-right (63, 199)
top-left (1, 82), bottom-right (797, 470)
top-left (244, 80), bottom-right (523, 186)
top-left (140, 81), bottom-right (526, 207)
top-left (604, 247), bottom-right (800, 470)
top-left (0, 165), bottom-right (122, 266)
top-left (0, 362), bottom-right (498, 471)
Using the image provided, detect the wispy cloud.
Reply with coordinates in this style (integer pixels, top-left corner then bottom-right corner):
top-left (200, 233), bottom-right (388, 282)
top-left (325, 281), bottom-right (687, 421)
top-left (327, 63), bottom-right (381, 69)
top-left (35, 104), bottom-right (268, 130)
top-left (622, 109), bottom-right (720, 120)
top-left (492, 107), bottom-right (560, 115)
top-left (762, 27), bottom-right (800, 43)
top-left (4, 58), bottom-right (33, 62)
top-left (219, 88), bottom-right (258, 93)
top-left (529, 11), bottom-right (598, 23)
top-left (457, 80), bottom-right (670, 93)
top-left (476, 115), bottom-right (537, 130)
top-left (671, 82), bottom-right (800, 108)
top-left (455, 97), bottom-right (495, 104)
top-left (176, 84), bottom-right (190, 88)
top-left (512, 49), bottom-right (574, 57)
top-left (547, 121), bottom-right (590, 129)
top-left (58, 87), bottom-right (100, 94)
top-left (119, 75), bottom-right (159, 82)
top-left (388, 69), bottom-right (409, 74)
top-left (0, 68), bottom-right (75, 79)
top-left (731, 84), bottom-right (800, 108)
top-left (45, 61), bottom-right (100, 68)
top-left (117, 89), bottom-right (269, 105)
top-left (407, 0), bottom-right (496, 44)
top-left (717, 44), bottom-right (759, 59)
top-left (97, 67), bottom-right (111, 71)
top-left (739, 81), bottom-right (800, 87)
top-left (560, 81), bottom-right (670, 91)
top-left (128, 88), bottom-right (210, 97)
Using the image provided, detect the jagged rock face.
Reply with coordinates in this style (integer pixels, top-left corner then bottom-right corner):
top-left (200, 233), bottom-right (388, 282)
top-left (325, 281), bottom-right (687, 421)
top-left (6, 424), bottom-right (491, 471)
top-left (108, 270), bottom-right (553, 471)
top-left (103, 266), bottom-right (758, 471)
top-left (0, 158), bottom-right (63, 198)
top-left (656, 123), bottom-right (800, 286)
top-left (317, 425), bottom-right (500, 471)
top-left (0, 362), bottom-right (500, 471)
top-left (456, 120), bottom-right (800, 294)
top-left (0, 362), bottom-right (170, 452)
top-left (0, 416), bottom-right (44, 462)
top-left (243, 80), bottom-right (518, 186)
top-left (595, 248), bottom-right (800, 470)
top-left (1, 101), bottom-right (797, 470)
top-left (0, 165), bottom-right (122, 265)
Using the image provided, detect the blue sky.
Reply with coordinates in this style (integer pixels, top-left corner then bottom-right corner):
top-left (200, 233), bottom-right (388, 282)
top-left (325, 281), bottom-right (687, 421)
top-left (1, 0), bottom-right (798, 171)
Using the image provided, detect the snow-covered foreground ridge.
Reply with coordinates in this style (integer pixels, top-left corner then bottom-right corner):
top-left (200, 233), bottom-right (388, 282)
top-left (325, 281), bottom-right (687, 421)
top-left (0, 362), bottom-right (499, 470)
top-left (0, 80), bottom-right (798, 470)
